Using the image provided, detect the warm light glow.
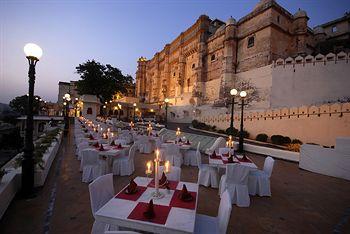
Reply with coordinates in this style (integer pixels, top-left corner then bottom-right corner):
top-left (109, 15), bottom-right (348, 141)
top-left (75, 97), bottom-right (78, 101)
top-left (135, 108), bottom-right (139, 112)
top-left (150, 109), bottom-right (154, 112)
top-left (118, 104), bottom-right (122, 109)
top-left (146, 161), bottom-right (152, 174)
top-left (164, 161), bottom-right (170, 173)
top-left (103, 105), bottom-right (106, 108)
top-left (107, 128), bottom-right (110, 132)
top-left (133, 103), bottom-right (137, 107)
top-left (105, 101), bottom-right (107, 104)
top-left (109, 100), bottom-right (112, 103)
top-left (240, 91), bottom-right (247, 98)
top-left (230, 88), bottom-right (238, 96)
top-left (63, 102), bottom-right (67, 106)
top-left (156, 149), bottom-right (160, 161)
top-left (164, 98), bottom-right (169, 103)
top-left (24, 43), bottom-right (43, 59)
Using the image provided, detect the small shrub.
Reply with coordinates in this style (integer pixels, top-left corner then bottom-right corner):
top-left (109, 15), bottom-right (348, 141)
top-left (287, 143), bottom-right (301, 152)
top-left (226, 127), bottom-right (239, 136)
top-left (271, 135), bottom-right (285, 145)
top-left (283, 136), bottom-right (291, 144)
top-left (191, 120), bottom-right (199, 128)
top-left (291, 139), bottom-right (303, 144)
top-left (217, 129), bottom-right (226, 134)
top-left (256, 133), bottom-right (268, 142)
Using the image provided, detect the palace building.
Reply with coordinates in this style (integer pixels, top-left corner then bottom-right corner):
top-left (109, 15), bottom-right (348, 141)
top-left (135, 0), bottom-right (350, 121)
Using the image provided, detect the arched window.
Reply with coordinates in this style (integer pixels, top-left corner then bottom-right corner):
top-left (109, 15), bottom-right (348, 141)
top-left (247, 36), bottom-right (255, 48)
top-left (87, 107), bottom-right (92, 115)
top-left (211, 54), bottom-right (216, 61)
top-left (192, 63), bottom-right (195, 69)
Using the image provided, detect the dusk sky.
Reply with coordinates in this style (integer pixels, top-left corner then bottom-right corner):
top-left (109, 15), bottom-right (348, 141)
top-left (0, 0), bottom-right (349, 104)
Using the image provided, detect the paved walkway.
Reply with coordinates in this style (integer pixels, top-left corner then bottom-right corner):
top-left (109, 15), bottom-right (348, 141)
top-left (1, 126), bottom-right (350, 233)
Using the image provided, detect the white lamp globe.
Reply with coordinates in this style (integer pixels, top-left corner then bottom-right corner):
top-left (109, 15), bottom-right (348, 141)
top-left (240, 91), bottom-right (247, 98)
top-left (64, 93), bottom-right (70, 99)
top-left (164, 98), bottom-right (169, 103)
top-left (24, 43), bottom-right (43, 59)
top-left (133, 103), bottom-right (137, 107)
top-left (230, 88), bottom-right (238, 96)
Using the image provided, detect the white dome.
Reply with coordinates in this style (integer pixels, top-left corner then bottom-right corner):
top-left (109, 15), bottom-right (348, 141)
top-left (226, 16), bottom-right (236, 26)
top-left (294, 9), bottom-right (308, 18)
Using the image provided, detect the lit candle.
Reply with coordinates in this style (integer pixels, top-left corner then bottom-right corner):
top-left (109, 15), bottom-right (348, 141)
top-left (156, 149), bottom-right (159, 161)
top-left (101, 127), bottom-right (103, 131)
top-left (111, 133), bottom-right (114, 137)
top-left (146, 161), bottom-right (152, 174)
top-left (164, 161), bottom-right (170, 173)
top-left (107, 128), bottom-right (110, 132)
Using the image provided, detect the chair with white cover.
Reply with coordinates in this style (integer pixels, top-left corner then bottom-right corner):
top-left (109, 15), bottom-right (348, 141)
top-left (80, 149), bottom-right (105, 183)
top-left (219, 164), bottom-right (250, 207)
top-left (158, 165), bottom-right (181, 181)
top-left (89, 174), bottom-right (118, 234)
top-left (194, 190), bottom-right (232, 234)
top-left (77, 141), bottom-right (89, 160)
top-left (184, 142), bottom-right (200, 166)
top-left (205, 137), bottom-right (226, 155)
top-left (196, 150), bottom-right (219, 188)
top-left (137, 135), bottom-right (153, 154)
top-left (112, 144), bottom-right (137, 176)
top-left (164, 144), bottom-right (183, 167)
top-left (248, 156), bottom-right (275, 196)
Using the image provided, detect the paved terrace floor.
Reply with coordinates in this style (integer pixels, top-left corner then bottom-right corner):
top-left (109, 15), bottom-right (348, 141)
top-left (1, 127), bottom-right (350, 234)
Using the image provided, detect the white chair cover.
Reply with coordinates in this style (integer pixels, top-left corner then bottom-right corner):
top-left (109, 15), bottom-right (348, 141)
top-left (194, 190), bottom-right (232, 234)
top-left (205, 137), bottom-right (226, 155)
top-left (196, 150), bottom-right (219, 188)
top-left (158, 165), bottom-right (181, 181)
top-left (89, 174), bottom-right (118, 234)
top-left (112, 144), bottom-right (136, 176)
top-left (164, 144), bottom-right (183, 167)
top-left (81, 149), bottom-right (103, 183)
top-left (184, 142), bottom-right (200, 166)
top-left (137, 135), bottom-right (153, 154)
top-left (248, 156), bottom-right (275, 196)
top-left (77, 141), bottom-right (89, 160)
top-left (219, 164), bottom-right (251, 207)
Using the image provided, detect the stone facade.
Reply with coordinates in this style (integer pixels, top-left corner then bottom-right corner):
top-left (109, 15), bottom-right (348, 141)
top-left (135, 0), bottom-right (324, 106)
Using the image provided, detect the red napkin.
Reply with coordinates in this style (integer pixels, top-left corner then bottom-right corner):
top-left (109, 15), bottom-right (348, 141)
top-left (178, 138), bottom-right (182, 143)
top-left (117, 143), bottom-right (122, 149)
top-left (128, 202), bottom-right (171, 224)
top-left (170, 190), bottom-right (196, 210)
top-left (148, 179), bottom-right (179, 190)
top-left (210, 151), bottom-right (219, 159)
top-left (159, 172), bottom-right (167, 185)
top-left (116, 186), bottom-right (146, 201)
top-left (227, 156), bottom-right (234, 163)
top-left (99, 144), bottom-right (105, 151)
top-left (178, 184), bottom-right (193, 201)
top-left (186, 139), bottom-right (191, 145)
top-left (93, 142), bottom-right (99, 148)
top-left (126, 179), bottom-right (137, 193)
top-left (238, 155), bottom-right (252, 163)
top-left (89, 134), bottom-right (95, 140)
top-left (110, 141), bottom-right (116, 146)
top-left (155, 133), bottom-right (159, 137)
top-left (95, 129), bottom-right (98, 133)
top-left (143, 199), bottom-right (155, 219)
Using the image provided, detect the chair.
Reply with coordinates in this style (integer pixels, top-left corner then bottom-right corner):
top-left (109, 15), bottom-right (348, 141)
top-left (184, 142), bottom-right (200, 166)
top-left (219, 164), bottom-right (251, 207)
top-left (77, 141), bottom-right (89, 160)
top-left (196, 150), bottom-right (219, 188)
top-left (137, 135), bottom-right (153, 154)
top-left (248, 156), bottom-right (275, 196)
top-left (112, 144), bottom-right (136, 176)
top-left (158, 165), bottom-right (181, 181)
top-left (164, 144), bottom-right (183, 167)
top-left (89, 174), bottom-right (118, 234)
top-left (205, 137), bottom-right (226, 155)
top-left (194, 190), bottom-right (232, 234)
top-left (80, 149), bottom-right (105, 183)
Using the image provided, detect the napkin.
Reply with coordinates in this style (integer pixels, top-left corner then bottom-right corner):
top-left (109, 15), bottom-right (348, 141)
top-left (110, 140), bottom-right (115, 146)
top-left (126, 179), bottom-right (138, 194)
top-left (143, 199), bottom-right (155, 219)
top-left (117, 143), bottom-right (122, 149)
top-left (159, 172), bottom-right (167, 185)
top-left (95, 129), bottom-right (98, 133)
top-left (228, 156), bottom-right (234, 163)
top-left (89, 134), bottom-right (95, 140)
top-left (178, 138), bottom-right (182, 143)
top-left (99, 144), bottom-right (104, 151)
top-left (93, 142), bottom-right (99, 148)
top-left (210, 151), bottom-right (217, 159)
top-left (155, 133), bottom-right (159, 137)
top-left (178, 184), bottom-right (193, 201)
top-left (84, 129), bottom-right (88, 133)
top-left (186, 139), bottom-right (190, 144)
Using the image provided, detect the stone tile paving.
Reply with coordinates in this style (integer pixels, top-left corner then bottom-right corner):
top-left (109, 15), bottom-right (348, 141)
top-left (1, 127), bottom-right (350, 233)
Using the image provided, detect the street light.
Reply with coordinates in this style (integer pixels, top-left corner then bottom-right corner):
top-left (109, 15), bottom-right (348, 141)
top-left (238, 90), bottom-right (247, 153)
top-left (133, 103), bottom-right (137, 122)
top-left (229, 88), bottom-right (238, 133)
top-left (22, 43), bottom-right (42, 196)
top-left (164, 98), bottom-right (169, 128)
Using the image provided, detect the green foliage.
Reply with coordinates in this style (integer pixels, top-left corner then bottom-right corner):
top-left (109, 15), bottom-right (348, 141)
top-left (9, 95), bottom-right (42, 115)
top-left (15, 128), bottom-right (61, 170)
top-left (226, 127), bottom-right (238, 136)
top-left (271, 135), bottom-right (291, 145)
top-left (291, 139), bottom-right (303, 144)
top-left (75, 60), bottom-right (134, 102)
top-left (256, 133), bottom-right (268, 142)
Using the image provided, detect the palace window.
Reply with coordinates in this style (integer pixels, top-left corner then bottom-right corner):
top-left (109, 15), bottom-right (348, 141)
top-left (332, 26), bottom-right (337, 33)
top-left (187, 78), bottom-right (190, 91)
top-left (87, 107), bottom-right (92, 115)
top-left (277, 15), bottom-right (280, 23)
top-left (173, 72), bottom-right (176, 77)
top-left (192, 63), bottom-right (195, 69)
top-left (247, 36), bottom-right (255, 48)
top-left (211, 54), bottom-right (216, 61)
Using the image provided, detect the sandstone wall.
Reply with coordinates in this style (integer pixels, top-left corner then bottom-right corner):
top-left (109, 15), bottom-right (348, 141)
top-left (195, 102), bottom-right (350, 146)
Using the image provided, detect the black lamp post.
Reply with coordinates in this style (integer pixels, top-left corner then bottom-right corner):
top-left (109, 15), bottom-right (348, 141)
top-left (164, 98), bottom-right (169, 128)
top-left (133, 103), bottom-right (137, 122)
top-left (22, 43), bottom-right (42, 196)
top-left (229, 88), bottom-right (238, 132)
top-left (238, 91), bottom-right (247, 153)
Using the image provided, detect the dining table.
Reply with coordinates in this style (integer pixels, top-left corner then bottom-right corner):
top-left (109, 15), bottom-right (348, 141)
top-left (209, 153), bottom-right (258, 170)
top-left (95, 176), bottom-right (199, 234)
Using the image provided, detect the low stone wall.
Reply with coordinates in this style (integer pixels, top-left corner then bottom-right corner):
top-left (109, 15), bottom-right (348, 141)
top-left (195, 102), bottom-right (350, 146)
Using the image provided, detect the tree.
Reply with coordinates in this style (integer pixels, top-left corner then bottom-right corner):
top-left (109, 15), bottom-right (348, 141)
top-left (9, 95), bottom-right (42, 115)
top-left (75, 60), bottom-right (134, 103)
